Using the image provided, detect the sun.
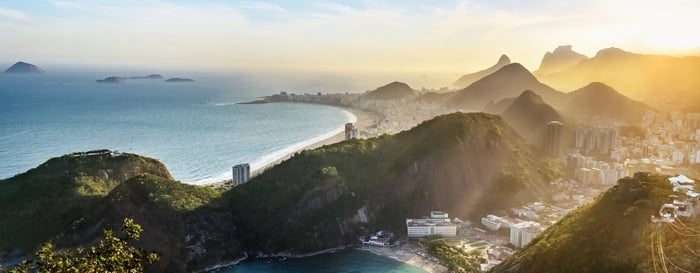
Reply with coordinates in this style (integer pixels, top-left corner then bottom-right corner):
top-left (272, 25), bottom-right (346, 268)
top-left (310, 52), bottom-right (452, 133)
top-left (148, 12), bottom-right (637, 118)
top-left (643, 15), bottom-right (700, 52)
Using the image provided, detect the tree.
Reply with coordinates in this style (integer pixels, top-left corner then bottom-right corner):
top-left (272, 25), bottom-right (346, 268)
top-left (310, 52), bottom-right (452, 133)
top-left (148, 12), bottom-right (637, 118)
top-left (4, 218), bottom-right (159, 273)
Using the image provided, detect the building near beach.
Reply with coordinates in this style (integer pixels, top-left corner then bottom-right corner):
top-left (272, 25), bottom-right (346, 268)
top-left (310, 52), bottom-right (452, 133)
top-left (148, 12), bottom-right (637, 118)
top-left (232, 163), bottom-right (250, 186)
top-left (406, 211), bottom-right (457, 237)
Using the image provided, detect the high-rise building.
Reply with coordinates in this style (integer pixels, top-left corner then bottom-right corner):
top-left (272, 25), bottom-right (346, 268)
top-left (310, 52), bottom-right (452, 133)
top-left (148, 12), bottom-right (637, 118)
top-left (345, 123), bottom-right (355, 140)
top-left (575, 127), bottom-right (586, 149)
top-left (510, 221), bottom-right (541, 248)
top-left (597, 127), bottom-right (616, 154)
top-left (232, 163), bottom-right (250, 186)
top-left (350, 127), bottom-right (359, 139)
top-left (546, 121), bottom-right (563, 157)
top-left (585, 129), bottom-right (597, 151)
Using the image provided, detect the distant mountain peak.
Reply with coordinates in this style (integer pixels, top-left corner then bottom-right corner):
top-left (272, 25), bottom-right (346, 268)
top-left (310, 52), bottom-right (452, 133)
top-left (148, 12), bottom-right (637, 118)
top-left (514, 90), bottom-right (545, 104)
top-left (553, 45), bottom-right (574, 53)
top-left (453, 54), bottom-right (512, 88)
top-left (581, 82), bottom-right (615, 92)
top-left (4, 61), bottom-right (45, 74)
top-left (447, 62), bottom-right (567, 111)
top-left (383, 81), bottom-right (411, 89)
top-left (365, 81), bottom-right (415, 100)
top-left (536, 45), bottom-right (588, 75)
top-left (594, 47), bottom-right (632, 58)
top-left (496, 63), bottom-right (538, 81)
top-left (501, 89), bottom-right (563, 143)
top-left (498, 54), bottom-right (511, 65)
top-left (562, 81), bottom-right (652, 123)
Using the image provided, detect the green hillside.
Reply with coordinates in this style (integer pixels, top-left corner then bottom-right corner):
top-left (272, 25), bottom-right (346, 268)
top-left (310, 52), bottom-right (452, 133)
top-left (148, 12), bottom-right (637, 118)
top-left (0, 151), bottom-right (171, 252)
top-left (0, 113), bottom-right (557, 272)
top-left (491, 174), bottom-right (700, 273)
top-left (224, 112), bottom-right (555, 253)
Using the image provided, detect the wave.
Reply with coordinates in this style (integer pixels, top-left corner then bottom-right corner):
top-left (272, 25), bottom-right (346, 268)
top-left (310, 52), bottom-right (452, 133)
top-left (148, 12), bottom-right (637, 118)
top-left (191, 108), bottom-right (357, 185)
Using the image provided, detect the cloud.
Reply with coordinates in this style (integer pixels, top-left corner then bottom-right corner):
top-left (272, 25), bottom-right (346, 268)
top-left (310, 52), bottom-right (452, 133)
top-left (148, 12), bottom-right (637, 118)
top-left (2, 0), bottom-right (699, 82)
top-left (0, 7), bottom-right (30, 21)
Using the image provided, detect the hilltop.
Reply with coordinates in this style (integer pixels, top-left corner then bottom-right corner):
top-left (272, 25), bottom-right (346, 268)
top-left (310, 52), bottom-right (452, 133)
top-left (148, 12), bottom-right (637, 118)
top-left (500, 90), bottom-right (563, 143)
top-left (446, 63), bottom-right (567, 111)
top-left (3, 61), bottom-right (44, 74)
top-left (224, 112), bottom-right (555, 254)
top-left (453, 55), bottom-right (511, 88)
top-left (0, 113), bottom-right (557, 272)
top-left (539, 47), bottom-right (700, 100)
top-left (0, 151), bottom-right (171, 252)
top-left (535, 45), bottom-right (588, 76)
top-left (562, 82), bottom-right (652, 123)
top-left (364, 81), bottom-right (416, 100)
top-left (490, 174), bottom-right (700, 273)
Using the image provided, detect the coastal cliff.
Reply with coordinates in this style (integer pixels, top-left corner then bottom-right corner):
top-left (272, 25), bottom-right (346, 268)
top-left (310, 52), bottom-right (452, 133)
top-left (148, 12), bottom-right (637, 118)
top-left (0, 113), bottom-right (556, 272)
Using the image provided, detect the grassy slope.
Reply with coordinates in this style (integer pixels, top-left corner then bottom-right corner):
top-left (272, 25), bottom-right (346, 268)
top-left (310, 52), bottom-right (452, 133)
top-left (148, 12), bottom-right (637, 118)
top-left (1, 113), bottom-right (558, 272)
top-left (491, 175), bottom-right (700, 273)
top-left (0, 153), bottom-right (171, 251)
top-left (223, 112), bottom-right (555, 253)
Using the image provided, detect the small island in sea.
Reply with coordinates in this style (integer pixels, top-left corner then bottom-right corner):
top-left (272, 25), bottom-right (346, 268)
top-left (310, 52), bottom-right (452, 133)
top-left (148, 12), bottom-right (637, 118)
top-left (129, 74), bottom-right (164, 80)
top-left (3, 61), bottom-right (45, 74)
top-left (96, 76), bottom-right (125, 83)
top-left (165, 77), bottom-right (195, 82)
top-left (96, 74), bottom-right (165, 83)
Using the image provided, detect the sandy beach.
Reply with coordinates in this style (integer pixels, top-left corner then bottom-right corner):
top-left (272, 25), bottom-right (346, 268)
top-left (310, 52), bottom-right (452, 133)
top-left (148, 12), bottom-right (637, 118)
top-left (203, 104), bottom-right (382, 187)
top-left (360, 245), bottom-right (448, 273)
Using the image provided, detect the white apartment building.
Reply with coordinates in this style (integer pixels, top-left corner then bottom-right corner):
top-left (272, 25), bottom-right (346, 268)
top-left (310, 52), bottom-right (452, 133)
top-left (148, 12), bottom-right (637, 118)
top-left (510, 221), bottom-right (541, 248)
top-left (406, 211), bottom-right (457, 237)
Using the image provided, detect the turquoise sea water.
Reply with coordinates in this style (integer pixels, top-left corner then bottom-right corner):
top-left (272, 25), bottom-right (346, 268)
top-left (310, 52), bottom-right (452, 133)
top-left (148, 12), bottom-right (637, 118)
top-left (0, 72), bottom-right (428, 272)
top-left (214, 249), bottom-right (427, 273)
top-left (0, 72), bottom-right (354, 183)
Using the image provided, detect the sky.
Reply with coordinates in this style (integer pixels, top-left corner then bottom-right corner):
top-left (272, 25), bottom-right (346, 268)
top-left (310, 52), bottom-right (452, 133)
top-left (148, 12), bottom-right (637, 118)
top-left (1, 0), bottom-right (699, 87)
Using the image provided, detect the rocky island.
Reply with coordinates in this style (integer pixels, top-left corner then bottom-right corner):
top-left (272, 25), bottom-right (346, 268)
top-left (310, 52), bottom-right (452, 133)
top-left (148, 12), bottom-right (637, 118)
top-left (129, 74), bottom-right (164, 80)
top-left (96, 76), bottom-right (125, 83)
top-left (3, 61), bottom-right (45, 74)
top-left (165, 77), bottom-right (194, 82)
top-left (96, 74), bottom-right (165, 83)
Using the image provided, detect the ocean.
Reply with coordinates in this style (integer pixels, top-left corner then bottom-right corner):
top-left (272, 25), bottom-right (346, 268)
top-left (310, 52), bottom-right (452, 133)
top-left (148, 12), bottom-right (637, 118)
top-left (214, 249), bottom-right (427, 273)
top-left (0, 71), bottom-right (429, 272)
top-left (0, 72), bottom-right (355, 184)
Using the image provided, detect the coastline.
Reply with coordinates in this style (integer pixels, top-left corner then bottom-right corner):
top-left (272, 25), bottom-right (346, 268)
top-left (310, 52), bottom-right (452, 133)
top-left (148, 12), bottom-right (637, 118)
top-left (249, 104), bottom-right (381, 175)
top-left (359, 245), bottom-right (448, 273)
top-left (195, 253), bottom-right (248, 273)
top-left (201, 103), bottom-right (382, 187)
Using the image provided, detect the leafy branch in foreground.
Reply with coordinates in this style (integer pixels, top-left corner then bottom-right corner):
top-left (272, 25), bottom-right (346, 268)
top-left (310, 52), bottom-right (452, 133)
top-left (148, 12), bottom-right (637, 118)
top-left (4, 218), bottom-right (159, 273)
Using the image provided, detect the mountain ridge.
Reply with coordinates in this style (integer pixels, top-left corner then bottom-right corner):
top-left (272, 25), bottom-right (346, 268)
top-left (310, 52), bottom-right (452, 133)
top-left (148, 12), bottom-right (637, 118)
top-left (535, 45), bottom-right (588, 75)
top-left (562, 82), bottom-right (652, 123)
top-left (539, 47), bottom-right (700, 100)
top-left (0, 113), bottom-right (557, 273)
top-left (446, 63), bottom-right (567, 111)
top-left (500, 90), bottom-right (563, 144)
top-left (453, 55), bottom-right (511, 88)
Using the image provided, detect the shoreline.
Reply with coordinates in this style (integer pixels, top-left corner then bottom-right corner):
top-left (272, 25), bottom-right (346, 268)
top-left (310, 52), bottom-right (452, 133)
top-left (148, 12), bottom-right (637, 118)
top-left (358, 245), bottom-right (448, 273)
top-left (203, 245), bottom-right (446, 273)
top-left (199, 103), bottom-right (382, 187)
